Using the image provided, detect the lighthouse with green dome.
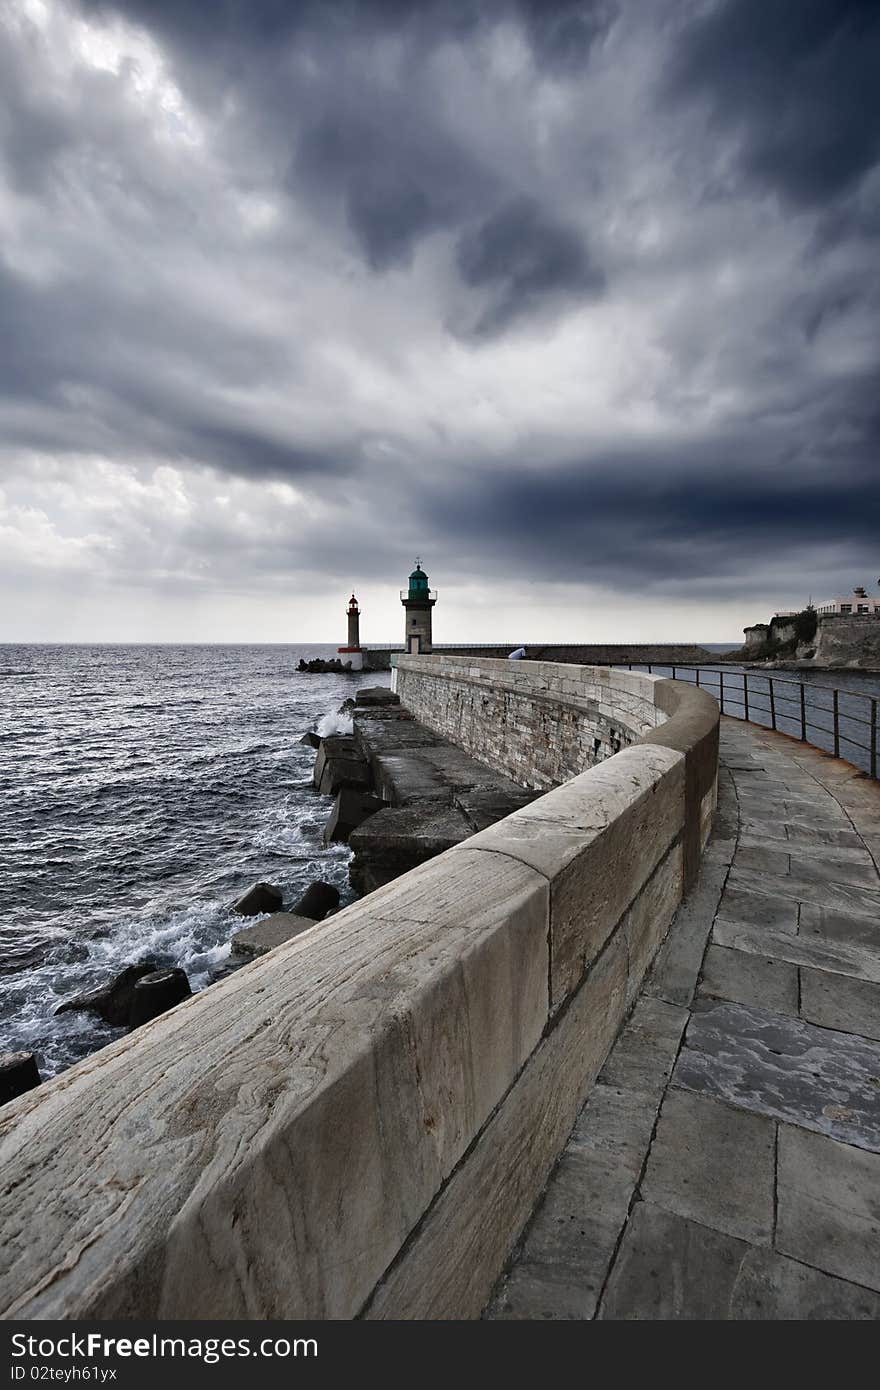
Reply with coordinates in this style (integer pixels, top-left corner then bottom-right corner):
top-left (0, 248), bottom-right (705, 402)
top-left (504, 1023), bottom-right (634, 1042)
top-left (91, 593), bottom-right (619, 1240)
top-left (400, 559), bottom-right (437, 654)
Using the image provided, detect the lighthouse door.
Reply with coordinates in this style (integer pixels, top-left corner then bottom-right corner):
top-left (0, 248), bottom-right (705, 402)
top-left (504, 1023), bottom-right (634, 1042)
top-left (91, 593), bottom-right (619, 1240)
top-left (408, 634), bottom-right (421, 654)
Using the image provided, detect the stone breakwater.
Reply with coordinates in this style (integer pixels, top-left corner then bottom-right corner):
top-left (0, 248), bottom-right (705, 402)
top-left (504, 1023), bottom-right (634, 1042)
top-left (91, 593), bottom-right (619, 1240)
top-left (0, 659), bottom-right (719, 1320)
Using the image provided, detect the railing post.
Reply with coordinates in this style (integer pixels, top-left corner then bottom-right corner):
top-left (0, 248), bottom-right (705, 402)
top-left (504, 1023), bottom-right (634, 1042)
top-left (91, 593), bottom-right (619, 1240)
top-left (872, 698), bottom-right (877, 780)
top-left (833, 689), bottom-right (840, 758)
top-left (800, 683), bottom-right (807, 742)
top-left (769, 678), bottom-right (776, 731)
top-left (743, 673), bottom-right (750, 723)
top-left (720, 671), bottom-right (725, 714)
top-left (695, 669), bottom-right (701, 687)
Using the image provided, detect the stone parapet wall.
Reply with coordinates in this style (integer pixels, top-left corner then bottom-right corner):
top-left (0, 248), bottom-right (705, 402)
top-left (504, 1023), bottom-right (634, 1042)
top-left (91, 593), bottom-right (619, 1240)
top-left (0, 663), bottom-right (719, 1321)
top-left (394, 655), bottom-right (663, 788)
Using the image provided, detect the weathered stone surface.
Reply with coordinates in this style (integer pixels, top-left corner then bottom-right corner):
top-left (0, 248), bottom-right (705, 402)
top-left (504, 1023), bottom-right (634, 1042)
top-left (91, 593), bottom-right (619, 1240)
top-left (231, 913), bottom-right (317, 958)
top-left (55, 959), bottom-right (161, 1025)
top-left (777, 1125), bottom-right (880, 1292)
top-left (0, 1053), bottom-right (41, 1107)
top-left (0, 849), bottom-right (549, 1319)
top-left (231, 883), bottom-right (283, 918)
top-left (364, 932), bottom-right (628, 1320)
top-left (451, 744), bottom-right (685, 1006)
top-left (600, 1202), bottom-right (880, 1320)
top-left (699, 944), bottom-right (799, 1015)
top-left (674, 998), bottom-right (880, 1152)
top-left (322, 789), bottom-right (384, 845)
top-left (129, 969), bottom-right (192, 1029)
top-left (641, 1089), bottom-right (775, 1242)
top-left (800, 968), bottom-right (880, 1041)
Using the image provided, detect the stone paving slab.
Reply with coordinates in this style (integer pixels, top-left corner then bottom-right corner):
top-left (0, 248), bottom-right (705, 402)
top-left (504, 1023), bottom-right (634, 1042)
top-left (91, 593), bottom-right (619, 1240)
top-left (713, 917), bottom-right (880, 983)
top-left (598, 1203), bottom-right (880, 1320)
top-left (699, 944), bottom-right (799, 1015)
top-left (487, 718), bottom-right (880, 1319)
top-left (800, 969), bottom-right (880, 1042)
top-left (641, 1089), bottom-right (775, 1243)
top-left (777, 1126), bottom-right (880, 1292)
top-left (674, 997), bottom-right (880, 1152)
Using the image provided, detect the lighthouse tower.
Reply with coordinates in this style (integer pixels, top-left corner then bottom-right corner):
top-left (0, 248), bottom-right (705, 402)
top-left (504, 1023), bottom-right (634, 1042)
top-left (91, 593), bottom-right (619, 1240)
top-left (400, 560), bottom-right (437, 654)
top-left (338, 593), bottom-right (364, 671)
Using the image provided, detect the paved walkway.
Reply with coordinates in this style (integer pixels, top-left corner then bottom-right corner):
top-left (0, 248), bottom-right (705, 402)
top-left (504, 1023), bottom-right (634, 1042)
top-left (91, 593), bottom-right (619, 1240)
top-left (488, 718), bottom-right (880, 1319)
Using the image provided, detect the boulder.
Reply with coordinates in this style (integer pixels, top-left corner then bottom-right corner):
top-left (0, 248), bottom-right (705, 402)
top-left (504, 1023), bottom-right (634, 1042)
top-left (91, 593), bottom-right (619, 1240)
top-left (291, 880), bottom-right (340, 920)
top-left (55, 958), bottom-right (161, 1026)
top-left (129, 968), bottom-right (192, 1029)
top-left (299, 730), bottom-right (321, 748)
top-left (231, 913), bottom-right (317, 959)
top-left (0, 1052), bottom-right (41, 1107)
top-left (323, 789), bottom-right (384, 845)
top-left (232, 882), bottom-right (283, 917)
top-left (355, 686), bottom-right (400, 707)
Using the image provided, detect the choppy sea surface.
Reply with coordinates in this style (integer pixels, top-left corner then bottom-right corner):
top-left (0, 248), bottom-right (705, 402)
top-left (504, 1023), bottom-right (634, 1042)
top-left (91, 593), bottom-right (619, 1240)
top-left (0, 644), bottom-right (390, 1077)
top-left (2, 644), bottom-right (878, 1082)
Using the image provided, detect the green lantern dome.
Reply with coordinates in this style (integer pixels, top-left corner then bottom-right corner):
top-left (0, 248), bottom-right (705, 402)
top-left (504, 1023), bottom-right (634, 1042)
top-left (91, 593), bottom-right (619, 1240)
top-left (408, 560), bottom-right (429, 594)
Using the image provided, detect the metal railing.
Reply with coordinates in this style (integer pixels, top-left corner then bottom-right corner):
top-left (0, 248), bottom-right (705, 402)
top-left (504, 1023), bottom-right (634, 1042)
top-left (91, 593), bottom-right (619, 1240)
top-left (602, 663), bottom-right (879, 782)
top-left (399, 590), bottom-right (438, 602)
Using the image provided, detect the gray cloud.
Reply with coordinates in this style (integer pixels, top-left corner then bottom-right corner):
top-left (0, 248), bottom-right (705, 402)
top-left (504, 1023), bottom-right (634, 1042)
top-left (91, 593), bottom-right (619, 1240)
top-left (0, 0), bottom-right (878, 637)
top-left (455, 196), bottom-right (604, 335)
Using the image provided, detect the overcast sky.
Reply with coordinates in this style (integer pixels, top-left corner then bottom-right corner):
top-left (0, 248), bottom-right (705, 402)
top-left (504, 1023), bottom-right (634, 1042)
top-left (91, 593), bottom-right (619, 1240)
top-left (1, 0), bottom-right (878, 644)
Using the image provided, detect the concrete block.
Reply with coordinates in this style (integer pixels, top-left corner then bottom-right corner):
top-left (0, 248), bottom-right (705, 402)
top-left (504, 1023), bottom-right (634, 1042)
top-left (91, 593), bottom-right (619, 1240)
top-left (641, 1089), bottom-right (775, 1243)
top-left (777, 1125), bottom-right (880, 1292)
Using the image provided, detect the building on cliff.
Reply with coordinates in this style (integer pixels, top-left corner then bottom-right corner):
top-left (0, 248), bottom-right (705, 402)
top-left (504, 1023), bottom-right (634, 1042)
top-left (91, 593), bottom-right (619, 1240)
top-left (814, 586), bottom-right (880, 616)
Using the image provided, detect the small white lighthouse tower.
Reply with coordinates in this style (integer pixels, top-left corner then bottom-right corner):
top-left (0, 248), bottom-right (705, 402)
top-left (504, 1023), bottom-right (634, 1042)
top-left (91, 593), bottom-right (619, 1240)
top-left (338, 593), bottom-right (364, 671)
top-left (400, 560), bottom-right (437, 654)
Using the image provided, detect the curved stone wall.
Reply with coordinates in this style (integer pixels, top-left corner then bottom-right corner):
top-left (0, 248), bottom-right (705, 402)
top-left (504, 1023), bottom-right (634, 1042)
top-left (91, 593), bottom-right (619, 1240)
top-left (0, 662), bottom-right (719, 1322)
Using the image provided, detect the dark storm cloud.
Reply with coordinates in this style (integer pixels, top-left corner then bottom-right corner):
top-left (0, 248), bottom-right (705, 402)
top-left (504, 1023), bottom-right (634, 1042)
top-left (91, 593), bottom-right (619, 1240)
top-left (422, 438), bottom-right (880, 598)
top-left (455, 197), bottom-right (604, 335)
top-left (664, 0), bottom-right (880, 209)
top-left (2, 0), bottom-right (878, 622)
top-left (79, 0), bottom-right (617, 68)
top-left (296, 96), bottom-right (496, 271)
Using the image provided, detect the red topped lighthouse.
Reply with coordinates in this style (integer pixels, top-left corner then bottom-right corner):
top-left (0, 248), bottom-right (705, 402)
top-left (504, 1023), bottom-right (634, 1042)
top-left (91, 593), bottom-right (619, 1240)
top-left (338, 593), bottom-right (364, 670)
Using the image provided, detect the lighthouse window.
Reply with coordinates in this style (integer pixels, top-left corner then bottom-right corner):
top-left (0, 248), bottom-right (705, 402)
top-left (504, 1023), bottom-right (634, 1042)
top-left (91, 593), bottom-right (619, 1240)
top-left (411, 618), bottom-right (417, 626)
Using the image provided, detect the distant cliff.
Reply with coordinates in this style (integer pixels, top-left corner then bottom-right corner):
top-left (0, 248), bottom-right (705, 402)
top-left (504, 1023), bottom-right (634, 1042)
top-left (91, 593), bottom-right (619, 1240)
top-left (731, 610), bottom-right (880, 669)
